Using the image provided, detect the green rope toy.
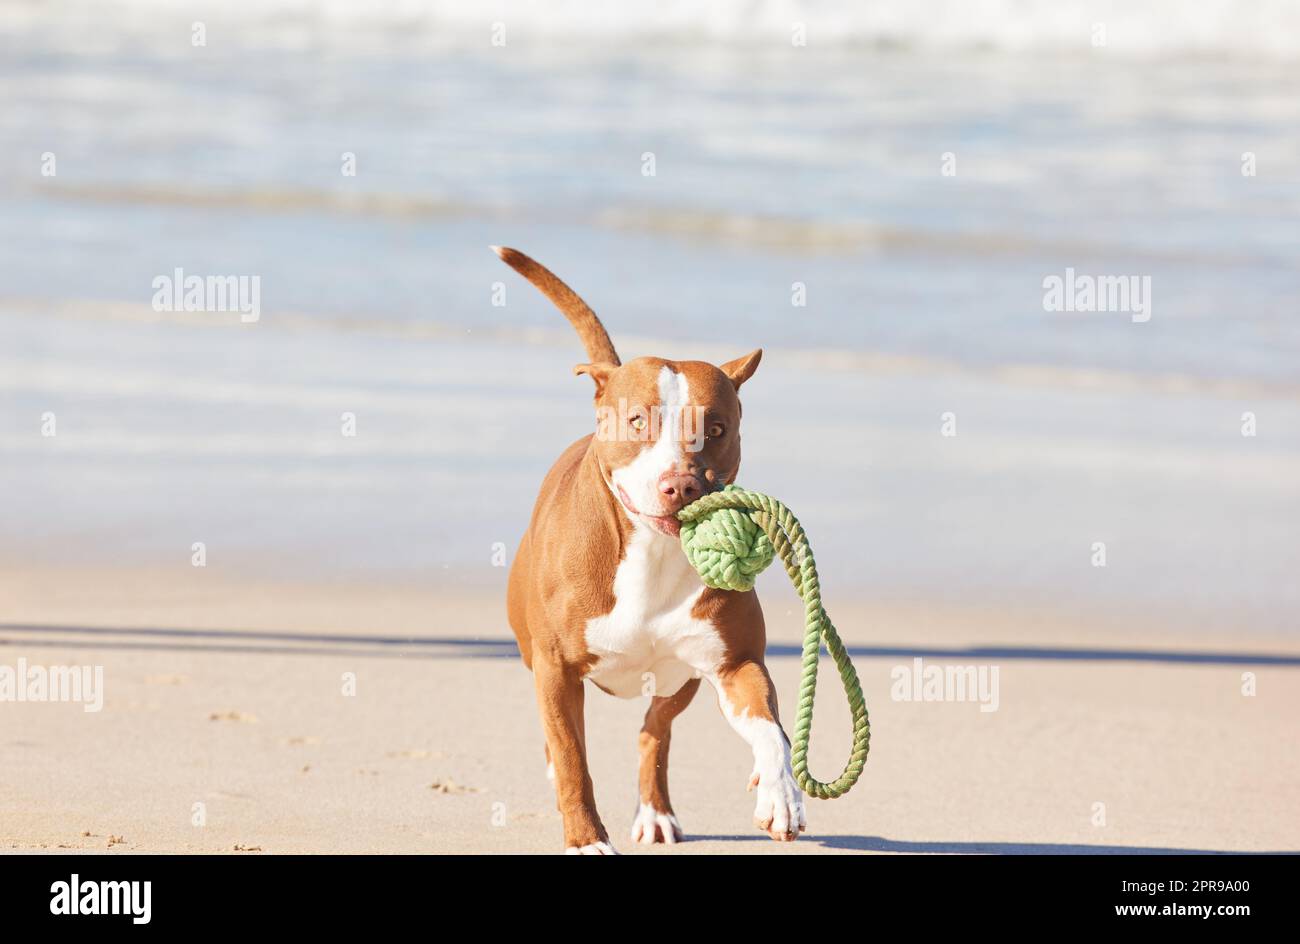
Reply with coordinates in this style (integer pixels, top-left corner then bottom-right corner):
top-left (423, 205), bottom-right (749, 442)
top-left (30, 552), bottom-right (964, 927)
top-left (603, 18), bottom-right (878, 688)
top-left (677, 485), bottom-right (870, 799)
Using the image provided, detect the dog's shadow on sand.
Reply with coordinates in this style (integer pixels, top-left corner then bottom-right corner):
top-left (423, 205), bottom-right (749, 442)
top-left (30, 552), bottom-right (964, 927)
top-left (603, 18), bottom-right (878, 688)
top-left (690, 835), bottom-right (1296, 854)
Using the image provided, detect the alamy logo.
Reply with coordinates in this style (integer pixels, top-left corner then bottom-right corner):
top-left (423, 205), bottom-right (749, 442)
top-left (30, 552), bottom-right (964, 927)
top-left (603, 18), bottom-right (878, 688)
top-left (595, 399), bottom-right (709, 453)
top-left (152, 268), bottom-right (260, 322)
top-left (1042, 267), bottom-right (1151, 323)
top-left (50, 875), bottom-right (151, 925)
top-left (0, 659), bottom-right (103, 712)
top-left (890, 657), bottom-right (1000, 712)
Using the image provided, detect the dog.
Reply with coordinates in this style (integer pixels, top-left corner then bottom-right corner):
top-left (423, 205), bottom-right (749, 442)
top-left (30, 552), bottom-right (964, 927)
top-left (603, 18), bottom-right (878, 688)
top-left (495, 246), bottom-right (805, 854)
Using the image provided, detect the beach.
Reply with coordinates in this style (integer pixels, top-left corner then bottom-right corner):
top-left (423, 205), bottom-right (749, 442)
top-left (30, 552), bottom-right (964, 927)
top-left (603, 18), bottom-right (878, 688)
top-left (1, 0), bottom-right (1298, 855)
top-left (3, 305), bottom-right (1298, 853)
top-left (5, 565), bottom-right (1298, 855)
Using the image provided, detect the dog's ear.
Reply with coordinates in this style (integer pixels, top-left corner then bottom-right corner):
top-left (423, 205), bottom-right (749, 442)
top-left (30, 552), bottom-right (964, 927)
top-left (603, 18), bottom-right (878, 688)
top-left (574, 361), bottom-right (618, 398)
top-left (719, 348), bottom-right (762, 390)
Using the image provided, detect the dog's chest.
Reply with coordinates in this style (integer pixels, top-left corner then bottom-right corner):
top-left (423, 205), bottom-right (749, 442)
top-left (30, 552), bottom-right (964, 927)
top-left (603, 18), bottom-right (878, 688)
top-left (583, 524), bottom-right (724, 699)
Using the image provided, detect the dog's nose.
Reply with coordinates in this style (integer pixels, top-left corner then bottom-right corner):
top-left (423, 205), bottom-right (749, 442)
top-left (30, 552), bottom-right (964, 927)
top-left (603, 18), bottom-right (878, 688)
top-left (658, 473), bottom-right (704, 512)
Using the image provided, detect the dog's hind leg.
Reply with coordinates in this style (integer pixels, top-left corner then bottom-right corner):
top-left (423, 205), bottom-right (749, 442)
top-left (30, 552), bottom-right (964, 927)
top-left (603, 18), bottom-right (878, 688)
top-left (506, 535), bottom-right (533, 669)
top-left (630, 676), bottom-right (701, 845)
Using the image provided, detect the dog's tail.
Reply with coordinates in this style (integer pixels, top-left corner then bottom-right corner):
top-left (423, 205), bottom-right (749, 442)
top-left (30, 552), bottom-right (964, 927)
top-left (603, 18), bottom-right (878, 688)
top-left (491, 246), bottom-right (621, 366)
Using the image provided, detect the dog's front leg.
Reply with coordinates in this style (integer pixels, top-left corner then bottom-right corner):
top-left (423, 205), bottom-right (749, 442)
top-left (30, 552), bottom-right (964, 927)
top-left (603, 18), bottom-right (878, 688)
top-left (533, 657), bottom-right (615, 854)
top-left (712, 660), bottom-right (806, 842)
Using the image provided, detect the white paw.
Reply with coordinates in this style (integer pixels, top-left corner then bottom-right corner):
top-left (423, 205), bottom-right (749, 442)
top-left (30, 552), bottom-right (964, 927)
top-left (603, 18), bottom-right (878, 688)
top-left (630, 803), bottom-right (683, 845)
top-left (748, 766), bottom-right (806, 841)
top-left (565, 841), bottom-right (619, 855)
top-left (545, 761), bottom-right (555, 782)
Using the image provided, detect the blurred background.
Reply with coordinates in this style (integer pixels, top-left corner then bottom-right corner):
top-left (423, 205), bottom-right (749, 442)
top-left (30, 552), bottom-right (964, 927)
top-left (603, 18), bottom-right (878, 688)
top-left (1, 0), bottom-right (1297, 633)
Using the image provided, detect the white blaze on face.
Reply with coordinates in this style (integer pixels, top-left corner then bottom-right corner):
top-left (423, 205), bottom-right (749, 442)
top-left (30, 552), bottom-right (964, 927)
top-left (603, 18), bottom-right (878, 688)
top-left (610, 366), bottom-right (689, 518)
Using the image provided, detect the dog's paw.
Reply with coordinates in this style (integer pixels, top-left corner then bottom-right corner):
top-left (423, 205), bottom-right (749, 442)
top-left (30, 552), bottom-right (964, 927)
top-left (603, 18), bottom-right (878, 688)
top-left (630, 802), bottom-right (683, 845)
top-left (748, 767), bottom-right (806, 842)
top-left (565, 840), bottom-right (619, 855)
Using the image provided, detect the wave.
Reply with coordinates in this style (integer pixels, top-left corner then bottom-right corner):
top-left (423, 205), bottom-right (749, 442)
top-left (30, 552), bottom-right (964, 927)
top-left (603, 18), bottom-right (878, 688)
top-left (7, 0), bottom-right (1300, 59)
top-left (32, 182), bottom-right (1280, 267)
top-left (5, 296), bottom-right (1298, 403)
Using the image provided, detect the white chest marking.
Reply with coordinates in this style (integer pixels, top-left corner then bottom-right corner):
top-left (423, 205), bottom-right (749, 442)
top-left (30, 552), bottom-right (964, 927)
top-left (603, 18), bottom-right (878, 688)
top-left (584, 521), bottom-right (723, 699)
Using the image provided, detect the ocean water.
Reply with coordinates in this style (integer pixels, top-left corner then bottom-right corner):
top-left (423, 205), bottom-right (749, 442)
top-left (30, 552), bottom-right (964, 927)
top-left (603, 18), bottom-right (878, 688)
top-left (1, 1), bottom-right (1297, 630)
top-left (3, 1), bottom-right (1298, 380)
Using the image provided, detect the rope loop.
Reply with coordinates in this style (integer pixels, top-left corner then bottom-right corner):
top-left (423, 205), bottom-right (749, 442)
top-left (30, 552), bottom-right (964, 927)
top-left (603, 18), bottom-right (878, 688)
top-left (678, 485), bottom-right (870, 798)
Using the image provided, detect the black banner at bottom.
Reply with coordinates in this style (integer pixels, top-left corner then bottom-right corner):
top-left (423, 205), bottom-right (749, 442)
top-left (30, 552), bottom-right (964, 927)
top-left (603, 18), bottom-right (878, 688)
top-left (0, 852), bottom-right (1287, 930)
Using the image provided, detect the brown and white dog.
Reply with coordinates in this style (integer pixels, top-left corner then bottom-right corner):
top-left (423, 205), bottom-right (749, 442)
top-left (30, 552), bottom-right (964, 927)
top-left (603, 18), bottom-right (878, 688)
top-left (495, 246), bottom-right (805, 854)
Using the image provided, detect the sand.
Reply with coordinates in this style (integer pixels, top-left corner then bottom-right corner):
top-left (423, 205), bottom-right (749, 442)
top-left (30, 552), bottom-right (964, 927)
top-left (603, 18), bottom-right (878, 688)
top-left (2, 565), bottom-right (1296, 855)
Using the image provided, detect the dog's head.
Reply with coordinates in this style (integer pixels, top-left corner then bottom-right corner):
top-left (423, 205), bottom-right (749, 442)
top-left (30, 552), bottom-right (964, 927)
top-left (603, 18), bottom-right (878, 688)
top-left (577, 352), bottom-right (761, 537)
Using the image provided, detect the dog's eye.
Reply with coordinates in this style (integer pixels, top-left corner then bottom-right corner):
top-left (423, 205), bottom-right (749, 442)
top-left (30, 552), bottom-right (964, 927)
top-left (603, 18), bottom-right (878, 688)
top-left (629, 414), bottom-right (647, 431)
top-left (708, 423), bottom-right (725, 439)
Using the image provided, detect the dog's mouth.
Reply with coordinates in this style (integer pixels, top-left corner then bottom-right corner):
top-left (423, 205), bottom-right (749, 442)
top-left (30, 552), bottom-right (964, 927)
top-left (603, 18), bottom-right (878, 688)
top-left (615, 485), bottom-right (681, 537)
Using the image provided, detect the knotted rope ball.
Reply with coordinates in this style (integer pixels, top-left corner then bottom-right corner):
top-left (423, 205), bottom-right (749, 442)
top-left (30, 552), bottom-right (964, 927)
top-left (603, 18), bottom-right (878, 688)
top-left (676, 484), bottom-right (870, 799)
top-left (678, 486), bottom-right (775, 591)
